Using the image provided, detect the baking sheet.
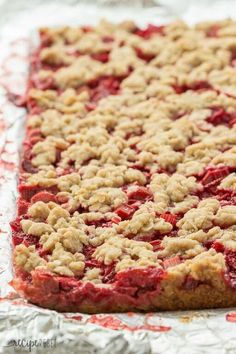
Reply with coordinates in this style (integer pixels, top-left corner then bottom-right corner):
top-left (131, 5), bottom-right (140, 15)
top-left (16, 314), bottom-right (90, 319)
top-left (1, 1), bottom-right (236, 353)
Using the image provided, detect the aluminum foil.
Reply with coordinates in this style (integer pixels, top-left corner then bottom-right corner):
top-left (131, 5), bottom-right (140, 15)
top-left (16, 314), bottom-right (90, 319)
top-left (1, 1), bottom-right (236, 353)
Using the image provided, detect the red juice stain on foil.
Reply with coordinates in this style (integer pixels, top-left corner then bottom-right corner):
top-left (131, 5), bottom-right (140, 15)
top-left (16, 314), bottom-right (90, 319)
top-left (0, 117), bottom-right (6, 134)
top-left (7, 292), bottom-right (19, 299)
top-left (88, 315), bottom-right (128, 330)
top-left (0, 175), bottom-right (7, 184)
top-left (2, 78), bottom-right (27, 106)
top-left (127, 312), bottom-right (135, 317)
top-left (10, 38), bottom-right (29, 47)
top-left (11, 299), bottom-right (32, 307)
top-left (67, 315), bottom-right (83, 321)
top-left (0, 159), bottom-right (16, 171)
top-left (0, 38), bottom-right (30, 105)
top-left (6, 91), bottom-right (27, 107)
top-left (88, 314), bottom-right (171, 332)
top-left (0, 139), bottom-right (17, 171)
top-left (226, 312), bottom-right (236, 322)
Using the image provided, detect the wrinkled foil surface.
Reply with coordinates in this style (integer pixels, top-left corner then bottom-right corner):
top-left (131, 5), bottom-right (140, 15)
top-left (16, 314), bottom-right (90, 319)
top-left (1, 1), bottom-right (236, 353)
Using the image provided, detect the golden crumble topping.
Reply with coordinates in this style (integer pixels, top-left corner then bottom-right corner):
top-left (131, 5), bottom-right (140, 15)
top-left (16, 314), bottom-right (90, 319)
top-left (14, 19), bottom-right (236, 290)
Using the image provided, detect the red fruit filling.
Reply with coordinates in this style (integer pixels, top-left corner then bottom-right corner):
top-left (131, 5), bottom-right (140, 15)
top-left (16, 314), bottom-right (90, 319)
top-left (216, 190), bottom-right (236, 206)
top-left (225, 250), bottom-right (236, 271)
top-left (110, 216), bottom-right (122, 224)
top-left (19, 184), bottom-right (58, 202)
top-left (135, 48), bottom-right (155, 62)
top-left (31, 191), bottom-right (57, 204)
top-left (21, 150), bottom-right (38, 174)
top-left (206, 25), bottom-right (219, 38)
top-left (102, 264), bottom-right (116, 284)
top-left (199, 166), bottom-right (230, 187)
top-left (160, 213), bottom-right (177, 226)
top-left (85, 102), bottom-right (97, 111)
top-left (12, 230), bottom-right (39, 248)
top-left (91, 52), bottom-right (110, 63)
top-left (163, 255), bottom-right (182, 269)
top-left (228, 47), bottom-right (236, 68)
top-left (150, 239), bottom-right (163, 251)
top-left (115, 204), bottom-right (136, 220)
top-left (81, 26), bottom-right (92, 33)
top-left (127, 186), bottom-right (152, 202)
top-left (89, 76), bottom-right (122, 103)
top-left (30, 74), bottom-right (55, 90)
top-left (207, 108), bottom-right (236, 126)
top-left (134, 24), bottom-right (165, 39)
top-left (205, 239), bottom-right (225, 253)
top-left (224, 250), bottom-right (236, 289)
top-left (11, 219), bottom-right (48, 258)
top-left (115, 267), bottom-right (166, 289)
top-left (27, 128), bottom-right (42, 139)
top-left (212, 241), bottom-right (225, 253)
top-left (27, 98), bottom-right (43, 115)
top-left (83, 245), bottom-right (96, 261)
top-left (173, 81), bottom-right (212, 94)
top-left (10, 217), bottom-right (23, 233)
top-left (86, 218), bottom-right (112, 228)
top-left (39, 33), bottom-right (52, 47)
top-left (12, 21), bottom-right (236, 312)
top-left (26, 128), bottom-right (43, 145)
top-left (102, 36), bottom-right (114, 43)
top-left (182, 275), bottom-right (201, 290)
top-left (133, 231), bottom-right (165, 242)
top-left (18, 199), bottom-right (30, 216)
top-left (85, 259), bottom-right (101, 269)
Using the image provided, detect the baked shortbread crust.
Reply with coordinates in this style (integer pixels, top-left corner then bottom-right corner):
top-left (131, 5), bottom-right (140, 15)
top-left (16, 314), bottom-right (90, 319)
top-left (11, 19), bottom-right (236, 312)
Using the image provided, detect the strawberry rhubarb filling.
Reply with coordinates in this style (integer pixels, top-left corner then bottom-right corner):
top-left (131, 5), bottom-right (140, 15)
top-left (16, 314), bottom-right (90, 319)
top-left (11, 19), bottom-right (236, 312)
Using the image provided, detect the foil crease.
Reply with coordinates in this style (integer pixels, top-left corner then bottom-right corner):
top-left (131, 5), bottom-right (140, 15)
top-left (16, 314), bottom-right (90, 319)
top-left (0, 1), bottom-right (236, 353)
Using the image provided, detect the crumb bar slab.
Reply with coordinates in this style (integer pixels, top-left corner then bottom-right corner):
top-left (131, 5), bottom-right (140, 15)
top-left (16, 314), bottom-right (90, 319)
top-left (11, 19), bottom-right (236, 312)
